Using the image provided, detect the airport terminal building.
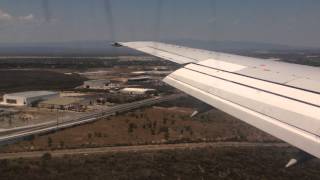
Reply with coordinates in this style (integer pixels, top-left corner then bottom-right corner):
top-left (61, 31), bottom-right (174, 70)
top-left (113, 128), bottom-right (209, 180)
top-left (2, 91), bottom-right (59, 106)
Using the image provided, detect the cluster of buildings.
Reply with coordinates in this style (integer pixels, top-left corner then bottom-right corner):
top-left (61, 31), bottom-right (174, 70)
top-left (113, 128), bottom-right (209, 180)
top-left (82, 76), bottom-right (157, 96)
top-left (83, 76), bottom-right (154, 90)
top-left (83, 79), bottom-right (121, 90)
top-left (0, 70), bottom-right (162, 111)
top-left (0, 91), bottom-right (87, 112)
top-left (0, 86), bottom-right (157, 110)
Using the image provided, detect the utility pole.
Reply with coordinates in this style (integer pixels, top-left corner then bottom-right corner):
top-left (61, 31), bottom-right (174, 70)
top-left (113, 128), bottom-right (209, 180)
top-left (56, 109), bottom-right (59, 127)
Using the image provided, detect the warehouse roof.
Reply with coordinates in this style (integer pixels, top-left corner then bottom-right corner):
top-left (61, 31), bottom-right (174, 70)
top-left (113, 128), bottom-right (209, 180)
top-left (4, 91), bottom-right (58, 98)
top-left (40, 97), bottom-right (84, 106)
top-left (120, 88), bottom-right (156, 93)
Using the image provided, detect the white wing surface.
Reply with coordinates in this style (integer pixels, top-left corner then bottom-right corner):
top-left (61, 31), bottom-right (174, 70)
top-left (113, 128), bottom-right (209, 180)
top-left (116, 41), bottom-right (320, 160)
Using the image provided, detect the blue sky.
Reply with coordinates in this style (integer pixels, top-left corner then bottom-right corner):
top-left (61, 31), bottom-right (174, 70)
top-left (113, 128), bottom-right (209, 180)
top-left (0, 0), bottom-right (319, 48)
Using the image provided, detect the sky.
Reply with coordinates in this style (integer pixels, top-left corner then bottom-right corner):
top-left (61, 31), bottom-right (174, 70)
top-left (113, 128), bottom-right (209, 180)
top-left (0, 0), bottom-right (319, 48)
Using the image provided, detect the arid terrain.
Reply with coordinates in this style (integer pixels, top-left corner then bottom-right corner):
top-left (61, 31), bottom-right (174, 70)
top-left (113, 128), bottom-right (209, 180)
top-left (0, 146), bottom-right (320, 180)
top-left (1, 97), bottom-right (318, 180)
top-left (0, 54), bottom-right (319, 179)
top-left (0, 97), bottom-right (278, 153)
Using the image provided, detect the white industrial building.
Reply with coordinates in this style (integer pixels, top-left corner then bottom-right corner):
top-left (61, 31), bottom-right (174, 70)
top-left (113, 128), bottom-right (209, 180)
top-left (1, 91), bottom-right (59, 106)
top-left (120, 88), bottom-right (156, 95)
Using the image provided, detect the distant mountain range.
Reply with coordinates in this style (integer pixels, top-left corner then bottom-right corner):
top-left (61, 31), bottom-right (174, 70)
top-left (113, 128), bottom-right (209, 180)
top-left (0, 40), bottom-right (317, 56)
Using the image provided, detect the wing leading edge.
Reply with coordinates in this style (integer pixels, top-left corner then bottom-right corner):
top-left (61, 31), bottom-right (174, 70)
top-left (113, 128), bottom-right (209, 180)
top-left (115, 41), bottom-right (320, 161)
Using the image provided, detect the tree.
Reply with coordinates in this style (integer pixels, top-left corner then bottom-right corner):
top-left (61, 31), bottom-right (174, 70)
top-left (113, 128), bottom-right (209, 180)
top-left (151, 129), bottom-right (156, 135)
top-left (164, 131), bottom-right (170, 140)
top-left (88, 133), bottom-right (92, 139)
top-left (60, 141), bottom-right (65, 148)
top-left (8, 118), bottom-right (12, 127)
top-left (42, 152), bottom-right (52, 161)
top-left (163, 118), bottom-right (167, 125)
top-left (47, 137), bottom-right (53, 147)
top-left (128, 123), bottom-right (137, 133)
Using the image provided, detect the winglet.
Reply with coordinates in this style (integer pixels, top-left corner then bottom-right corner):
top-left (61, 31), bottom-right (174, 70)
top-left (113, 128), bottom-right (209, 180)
top-left (111, 42), bottom-right (123, 47)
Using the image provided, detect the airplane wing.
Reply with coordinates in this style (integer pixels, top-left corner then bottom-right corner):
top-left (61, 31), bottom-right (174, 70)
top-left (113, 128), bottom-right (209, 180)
top-left (114, 41), bottom-right (320, 165)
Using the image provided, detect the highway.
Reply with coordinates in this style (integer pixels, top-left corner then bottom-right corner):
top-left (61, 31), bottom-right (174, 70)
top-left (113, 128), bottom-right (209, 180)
top-left (0, 94), bottom-right (186, 146)
top-left (0, 142), bottom-right (290, 160)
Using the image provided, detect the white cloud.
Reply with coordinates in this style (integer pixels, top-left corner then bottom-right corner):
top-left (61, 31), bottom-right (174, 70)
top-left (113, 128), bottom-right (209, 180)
top-left (19, 14), bottom-right (35, 22)
top-left (0, 9), bottom-right (13, 21)
top-left (0, 9), bottom-right (35, 23)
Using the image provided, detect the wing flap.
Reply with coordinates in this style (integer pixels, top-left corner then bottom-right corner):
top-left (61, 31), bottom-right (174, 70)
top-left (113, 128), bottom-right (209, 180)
top-left (185, 64), bottom-right (320, 107)
top-left (169, 65), bottom-right (320, 134)
top-left (287, 78), bottom-right (320, 93)
top-left (164, 70), bottom-right (320, 158)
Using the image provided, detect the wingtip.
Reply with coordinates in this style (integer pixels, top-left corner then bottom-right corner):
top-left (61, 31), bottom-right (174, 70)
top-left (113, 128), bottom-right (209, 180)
top-left (111, 42), bottom-right (123, 47)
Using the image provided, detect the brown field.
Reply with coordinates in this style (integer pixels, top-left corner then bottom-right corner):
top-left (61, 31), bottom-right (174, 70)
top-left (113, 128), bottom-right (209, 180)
top-left (0, 146), bottom-right (320, 180)
top-left (0, 102), bottom-right (278, 153)
top-left (1, 96), bottom-right (310, 180)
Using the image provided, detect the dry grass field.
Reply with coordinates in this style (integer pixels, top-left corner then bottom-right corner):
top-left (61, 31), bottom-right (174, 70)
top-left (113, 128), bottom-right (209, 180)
top-left (0, 146), bottom-right (320, 180)
top-left (0, 101), bottom-right (278, 153)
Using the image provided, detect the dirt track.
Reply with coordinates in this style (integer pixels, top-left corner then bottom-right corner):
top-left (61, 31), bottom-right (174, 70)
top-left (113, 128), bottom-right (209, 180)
top-left (0, 142), bottom-right (290, 160)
